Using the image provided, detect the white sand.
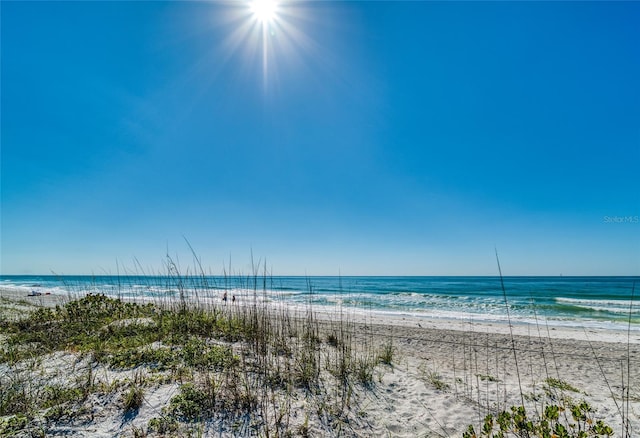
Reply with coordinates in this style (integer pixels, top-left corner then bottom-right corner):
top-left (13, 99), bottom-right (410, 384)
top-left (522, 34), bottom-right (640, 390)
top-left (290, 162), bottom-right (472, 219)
top-left (1, 287), bottom-right (638, 437)
top-left (345, 317), bottom-right (639, 436)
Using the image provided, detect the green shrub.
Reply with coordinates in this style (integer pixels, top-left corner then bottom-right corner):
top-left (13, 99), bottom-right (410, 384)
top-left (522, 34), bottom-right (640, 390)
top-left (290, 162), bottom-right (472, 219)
top-left (463, 402), bottom-right (614, 438)
top-left (181, 338), bottom-right (237, 370)
top-left (545, 377), bottom-right (580, 393)
top-left (168, 383), bottom-right (210, 421)
top-left (109, 346), bottom-right (177, 370)
top-left (123, 385), bottom-right (145, 412)
top-left (42, 385), bottom-right (84, 408)
top-left (2, 295), bottom-right (158, 362)
top-left (0, 381), bottom-right (32, 416)
top-left (148, 416), bottom-right (179, 434)
top-left (0, 414), bottom-right (28, 435)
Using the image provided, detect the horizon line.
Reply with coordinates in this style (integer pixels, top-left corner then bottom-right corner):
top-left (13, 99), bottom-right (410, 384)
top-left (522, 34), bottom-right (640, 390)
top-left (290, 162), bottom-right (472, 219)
top-left (2, 274), bottom-right (639, 278)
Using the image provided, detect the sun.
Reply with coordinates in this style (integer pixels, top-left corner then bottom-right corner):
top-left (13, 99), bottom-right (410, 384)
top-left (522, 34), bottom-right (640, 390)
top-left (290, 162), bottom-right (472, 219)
top-left (250, 0), bottom-right (278, 23)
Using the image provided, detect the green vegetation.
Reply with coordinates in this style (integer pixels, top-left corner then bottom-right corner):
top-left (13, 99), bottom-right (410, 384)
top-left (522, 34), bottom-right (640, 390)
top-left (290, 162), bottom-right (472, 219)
top-left (476, 374), bottom-right (500, 383)
top-left (147, 416), bottom-right (179, 434)
top-left (167, 383), bottom-right (210, 421)
top-left (424, 369), bottom-right (450, 392)
top-left (463, 401), bottom-right (614, 438)
top-left (123, 384), bottom-right (145, 413)
top-left (377, 340), bottom-right (395, 365)
top-left (0, 414), bottom-right (28, 436)
top-left (545, 377), bottom-right (581, 394)
top-left (1, 294), bottom-right (157, 363)
top-left (0, 291), bottom-right (394, 436)
top-left (0, 294), bottom-right (241, 369)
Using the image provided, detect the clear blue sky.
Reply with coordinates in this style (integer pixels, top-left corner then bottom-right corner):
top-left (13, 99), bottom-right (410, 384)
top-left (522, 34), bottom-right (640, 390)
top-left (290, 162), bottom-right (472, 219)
top-left (2, 1), bottom-right (639, 275)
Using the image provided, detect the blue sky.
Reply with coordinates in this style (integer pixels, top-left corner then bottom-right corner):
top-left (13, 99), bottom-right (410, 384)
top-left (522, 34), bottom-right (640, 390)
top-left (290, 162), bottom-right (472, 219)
top-left (2, 1), bottom-right (639, 275)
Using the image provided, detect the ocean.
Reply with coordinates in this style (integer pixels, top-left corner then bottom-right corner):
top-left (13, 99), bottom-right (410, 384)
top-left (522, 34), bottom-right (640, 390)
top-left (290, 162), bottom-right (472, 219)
top-left (1, 275), bottom-right (638, 331)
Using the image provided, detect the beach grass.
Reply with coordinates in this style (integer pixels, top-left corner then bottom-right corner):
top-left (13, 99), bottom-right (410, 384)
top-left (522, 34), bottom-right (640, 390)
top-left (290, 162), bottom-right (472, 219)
top-left (0, 286), bottom-right (395, 436)
top-left (0, 270), bottom-right (635, 437)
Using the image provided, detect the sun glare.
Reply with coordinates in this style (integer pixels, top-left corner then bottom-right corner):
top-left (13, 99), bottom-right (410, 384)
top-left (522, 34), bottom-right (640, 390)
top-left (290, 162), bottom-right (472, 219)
top-left (251, 0), bottom-right (278, 23)
top-left (230, 0), bottom-right (308, 91)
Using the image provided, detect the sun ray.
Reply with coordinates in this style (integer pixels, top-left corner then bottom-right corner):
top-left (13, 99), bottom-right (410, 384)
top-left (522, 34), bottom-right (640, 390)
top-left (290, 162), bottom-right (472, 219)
top-left (203, 0), bottom-right (319, 93)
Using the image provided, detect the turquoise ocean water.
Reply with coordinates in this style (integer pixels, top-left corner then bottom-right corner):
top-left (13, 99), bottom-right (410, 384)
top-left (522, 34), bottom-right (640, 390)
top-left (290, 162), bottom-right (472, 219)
top-left (1, 275), bottom-right (638, 331)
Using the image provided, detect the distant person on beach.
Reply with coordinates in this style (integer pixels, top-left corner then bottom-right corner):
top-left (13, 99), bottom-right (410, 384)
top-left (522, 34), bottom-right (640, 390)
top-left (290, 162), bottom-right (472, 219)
top-left (232, 295), bottom-right (236, 303)
top-left (222, 292), bottom-right (228, 303)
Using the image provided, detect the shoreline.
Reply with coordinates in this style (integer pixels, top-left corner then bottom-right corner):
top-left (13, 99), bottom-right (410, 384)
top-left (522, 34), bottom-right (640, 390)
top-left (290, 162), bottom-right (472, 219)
top-left (2, 286), bottom-right (638, 345)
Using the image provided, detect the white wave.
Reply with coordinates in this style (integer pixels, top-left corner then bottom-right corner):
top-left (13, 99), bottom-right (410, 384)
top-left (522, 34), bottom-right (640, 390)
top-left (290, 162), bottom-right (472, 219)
top-left (0, 284), bottom-right (69, 296)
top-left (555, 297), bottom-right (639, 314)
top-left (556, 297), bottom-right (637, 307)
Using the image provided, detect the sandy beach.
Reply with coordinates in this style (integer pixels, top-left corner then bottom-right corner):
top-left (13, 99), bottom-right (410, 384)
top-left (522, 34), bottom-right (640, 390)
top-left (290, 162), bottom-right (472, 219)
top-left (1, 287), bottom-right (638, 437)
